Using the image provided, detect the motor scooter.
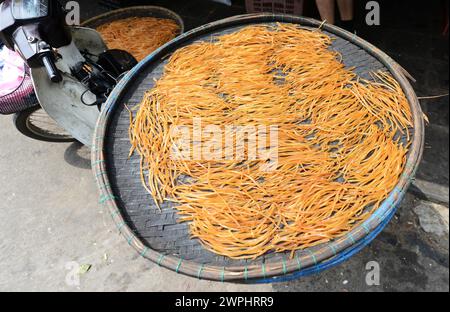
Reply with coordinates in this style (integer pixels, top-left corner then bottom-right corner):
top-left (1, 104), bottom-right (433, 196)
top-left (0, 0), bottom-right (137, 146)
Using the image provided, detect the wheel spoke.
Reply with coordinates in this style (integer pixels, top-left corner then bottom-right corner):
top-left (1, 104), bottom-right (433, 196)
top-left (26, 108), bottom-right (73, 139)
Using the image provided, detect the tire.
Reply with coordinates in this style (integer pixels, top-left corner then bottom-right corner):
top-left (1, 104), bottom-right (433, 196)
top-left (13, 106), bottom-right (76, 143)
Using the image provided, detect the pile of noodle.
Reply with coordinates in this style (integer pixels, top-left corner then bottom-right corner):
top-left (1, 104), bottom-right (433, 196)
top-left (129, 24), bottom-right (413, 259)
top-left (97, 16), bottom-right (179, 61)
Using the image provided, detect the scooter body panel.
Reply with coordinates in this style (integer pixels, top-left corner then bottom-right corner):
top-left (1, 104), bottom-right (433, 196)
top-left (30, 27), bottom-right (107, 146)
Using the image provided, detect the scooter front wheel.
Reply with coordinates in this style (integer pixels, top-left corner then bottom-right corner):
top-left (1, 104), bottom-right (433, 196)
top-left (13, 106), bottom-right (76, 143)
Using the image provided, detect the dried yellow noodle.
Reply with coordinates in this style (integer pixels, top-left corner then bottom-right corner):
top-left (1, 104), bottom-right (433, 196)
top-left (129, 24), bottom-right (413, 259)
top-left (96, 16), bottom-right (179, 61)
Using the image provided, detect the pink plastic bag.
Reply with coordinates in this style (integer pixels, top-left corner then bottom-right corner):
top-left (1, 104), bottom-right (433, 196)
top-left (0, 47), bottom-right (26, 97)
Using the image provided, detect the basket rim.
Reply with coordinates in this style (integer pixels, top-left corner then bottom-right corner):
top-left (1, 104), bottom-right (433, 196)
top-left (91, 14), bottom-right (424, 282)
top-left (80, 5), bottom-right (185, 34)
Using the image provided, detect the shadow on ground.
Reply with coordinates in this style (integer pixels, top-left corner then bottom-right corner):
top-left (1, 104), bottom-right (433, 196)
top-left (64, 141), bottom-right (91, 170)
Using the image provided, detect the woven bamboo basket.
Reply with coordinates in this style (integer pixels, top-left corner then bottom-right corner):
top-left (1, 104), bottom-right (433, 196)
top-left (81, 5), bottom-right (184, 35)
top-left (91, 14), bottom-right (424, 283)
top-left (245, 0), bottom-right (304, 15)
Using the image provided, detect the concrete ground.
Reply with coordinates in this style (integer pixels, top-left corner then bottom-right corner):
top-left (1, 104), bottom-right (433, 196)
top-left (0, 123), bottom-right (271, 292)
top-left (0, 0), bottom-right (448, 292)
top-left (0, 117), bottom-right (447, 292)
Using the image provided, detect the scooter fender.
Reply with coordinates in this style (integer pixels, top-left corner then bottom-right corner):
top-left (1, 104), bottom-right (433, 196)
top-left (30, 26), bottom-right (107, 147)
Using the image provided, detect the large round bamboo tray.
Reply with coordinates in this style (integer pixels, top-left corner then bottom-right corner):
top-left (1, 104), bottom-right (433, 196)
top-left (92, 14), bottom-right (424, 283)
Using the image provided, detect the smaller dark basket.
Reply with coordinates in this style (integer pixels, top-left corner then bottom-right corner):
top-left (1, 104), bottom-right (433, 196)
top-left (245, 0), bottom-right (304, 14)
top-left (0, 66), bottom-right (38, 115)
top-left (82, 6), bottom-right (185, 34)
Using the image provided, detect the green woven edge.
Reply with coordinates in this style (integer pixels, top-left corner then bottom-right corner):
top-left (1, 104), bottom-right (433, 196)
top-left (91, 14), bottom-right (425, 282)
